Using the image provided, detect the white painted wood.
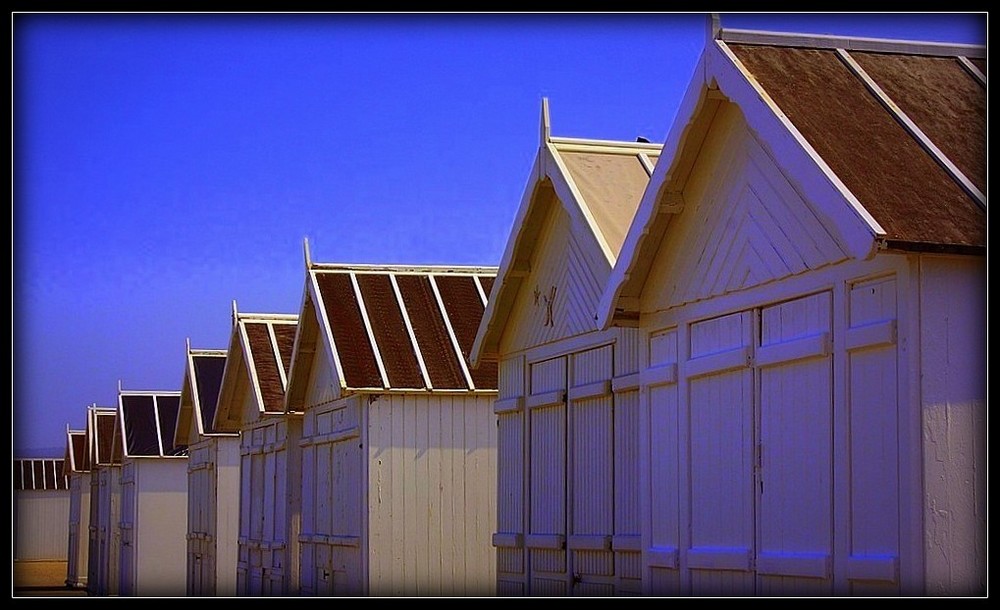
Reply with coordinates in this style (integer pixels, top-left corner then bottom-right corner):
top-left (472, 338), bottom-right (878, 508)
top-left (918, 256), bottom-right (986, 595)
top-left (845, 319), bottom-right (896, 351)
top-left (719, 27), bottom-right (985, 58)
top-left (67, 472), bottom-right (91, 587)
top-left (266, 323), bottom-right (289, 392)
top-left (640, 363), bottom-right (677, 387)
top-left (526, 389), bottom-right (564, 410)
top-left (836, 49), bottom-right (985, 210)
top-left (846, 555), bottom-right (898, 582)
top-left (611, 372), bottom-right (640, 392)
top-left (493, 397), bottom-right (523, 414)
top-left (13, 488), bottom-right (71, 560)
top-left (755, 331), bottom-right (830, 367)
top-left (567, 379), bottom-right (611, 400)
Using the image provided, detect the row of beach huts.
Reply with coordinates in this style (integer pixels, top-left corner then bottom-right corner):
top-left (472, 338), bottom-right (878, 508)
top-left (18, 22), bottom-right (985, 596)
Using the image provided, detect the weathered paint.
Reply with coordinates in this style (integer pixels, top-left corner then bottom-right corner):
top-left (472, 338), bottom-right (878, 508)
top-left (366, 393), bottom-right (497, 596)
top-left (918, 255), bottom-right (985, 596)
top-left (187, 435), bottom-right (241, 596)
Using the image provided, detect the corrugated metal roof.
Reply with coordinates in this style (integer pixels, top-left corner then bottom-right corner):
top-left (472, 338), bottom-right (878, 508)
top-left (309, 265), bottom-right (499, 392)
top-left (727, 40), bottom-right (984, 251)
top-left (213, 310), bottom-right (299, 431)
top-left (64, 429), bottom-right (86, 473)
top-left (117, 390), bottom-right (186, 458)
top-left (13, 458), bottom-right (68, 491)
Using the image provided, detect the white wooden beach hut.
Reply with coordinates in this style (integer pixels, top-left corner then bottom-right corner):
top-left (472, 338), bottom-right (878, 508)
top-left (13, 457), bottom-right (70, 565)
top-left (212, 307), bottom-right (300, 596)
top-left (285, 258), bottom-right (499, 596)
top-left (114, 385), bottom-right (188, 596)
top-left (85, 405), bottom-right (120, 596)
top-left (469, 104), bottom-right (662, 596)
top-left (64, 426), bottom-right (90, 588)
top-left (597, 19), bottom-right (986, 597)
top-left (174, 341), bottom-right (238, 596)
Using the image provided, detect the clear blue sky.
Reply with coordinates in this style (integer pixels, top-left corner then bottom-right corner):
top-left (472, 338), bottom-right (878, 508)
top-left (13, 13), bottom-right (986, 456)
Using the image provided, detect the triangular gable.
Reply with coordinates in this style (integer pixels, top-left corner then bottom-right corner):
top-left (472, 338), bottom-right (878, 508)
top-left (175, 344), bottom-right (230, 448)
top-left (117, 388), bottom-right (185, 459)
top-left (599, 22), bottom-right (982, 327)
top-left (86, 406), bottom-right (118, 469)
top-left (471, 100), bottom-right (660, 363)
top-left (65, 428), bottom-right (86, 473)
top-left (213, 306), bottom-right (298, 432)
top-left (285, 262), bottom-right (498, 411)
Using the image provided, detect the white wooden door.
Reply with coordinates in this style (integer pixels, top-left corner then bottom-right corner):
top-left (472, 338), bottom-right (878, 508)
top-left (119, 464), bottom-right (136, 596)
top-left (568, 345), bottom-right (615, 596)
top-left (68, 477), bottom-right (82, 584)
top-left (686, 311), bottom-right (755, 596)
top-left (756, 292), bottom-right (833, 595)
top-left (527, 356), bottom-right (569, 595)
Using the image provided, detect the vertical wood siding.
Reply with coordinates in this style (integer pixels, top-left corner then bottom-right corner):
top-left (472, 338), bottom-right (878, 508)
top-left (367, 393), bottom-right (497, 596)
top-left (847, 276), bottom-right (900, 596)
top-left (14, 489), bottom-right (71, 560)
top-left (67, 473), bottom-right (91, 586)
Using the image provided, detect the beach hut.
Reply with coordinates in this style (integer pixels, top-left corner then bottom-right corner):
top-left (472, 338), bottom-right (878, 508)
top-left (85, 405), bottom-right (120, 596)
top-left (470, 104), bottom-right (661, 596)
top-left (174, 341), bottom-right (239, 596)
top-left (212, 306), bottom-right (299, 596)
top-left (285, 259), bottom-right (499, 596)
top-left (114, 385), bottom-right (188, 596)
top-left (597, 19), bottom-right (986, 596)
top-left (64, 426), bottom-right (90, 588)
top-left (13, 457), bottom-right (70, 588)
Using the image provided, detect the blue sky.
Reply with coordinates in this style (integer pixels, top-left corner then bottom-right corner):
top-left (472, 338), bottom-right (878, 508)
top-left (13, 13), bottom-right (986, 456)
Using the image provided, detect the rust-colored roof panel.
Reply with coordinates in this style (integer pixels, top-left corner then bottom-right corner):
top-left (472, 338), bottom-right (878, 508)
top-left (32, 461), bottom-right (45, 489)
top-left (396, 274), bottom-right (466, 389)
top-left (122, 395), bottom-right (160, 457)
top-left (157, 395), bottom-right (185, 455)
top-left (14, 461), bottom-right (22, 490)
top-left (193, 355), bottom-right (226, 434)
top-left (970, 57), bottom-right (985, 73)
top-left (245, 322), bottom-right (287, 413)
top-left (70, 432), bottom-right (86, 472)
top-left (54, 460), bottom-right (67, 490)
top-left (559, 151), bottom-right (651, 257)
top-left (853, 52), bottom-right (985, 193)
top-left (356, 274), bottom-right (424, 389)
top-left (730, 45), bottom-right (984, 249)
top-left (96, 412), bottom-right (117, 465)
top-left (434, 275), bottom-right (497, 390)
top-left (479, 275), bottom-right (496, 301)
top-left (316, 272), bottom-right (383, 389)
top-left (273, 325), bottom-right (297, 376)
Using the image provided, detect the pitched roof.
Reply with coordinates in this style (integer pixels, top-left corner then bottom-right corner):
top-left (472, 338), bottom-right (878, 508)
top-left (174, 344), bottom-right (231, 447)
top-left (600, 23), bottom-right (985, 328)
top-left (213, 308), bottom-right (298, 432)
top-left (470, 100), bottom-right (661, 364)
top-left (286, 263), bottom-right (498, 408)
top-left (64, 428), bottom-right (86, 473)
top-left (13, 458), bottom-right (68, 491)
top-left (83, 406), bottom-right (118, 470)
top-left (116, 388), bottom-right (186, 458)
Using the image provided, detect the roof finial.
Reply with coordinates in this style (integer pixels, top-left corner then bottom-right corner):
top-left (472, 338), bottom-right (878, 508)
top-left (540, 97), bottom-right (551, 146)
top-left (185, 336), bottom-right (191, 354)
top-left (303, 236), bottom-right (313, 269)
top-left (231, 300), bottom-right (239, 328)
top-left (117, 378), bottom-right (123, 393)
top-left (708, 13), bottom-right (721, 41)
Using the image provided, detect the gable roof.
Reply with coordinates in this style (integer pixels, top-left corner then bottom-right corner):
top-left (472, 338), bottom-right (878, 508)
top-left (213, 305), bottom-right (298, 432)
top-left (285, 261), bottom-right (498, 409)
top-left (64, 427), bottom-right (86, 473)
top-left (83, 405), bottom-right (118, 470)
top-left (470, 99), bottom-right (661, 364)
top-left (600, 22), bottom-right (985, 328)
top-left (13, 458), bottom-right (68, 491)
top-left (174, 341), bottom-right (231, 447)
top-left (116, 386), bottom-right (185, 459)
